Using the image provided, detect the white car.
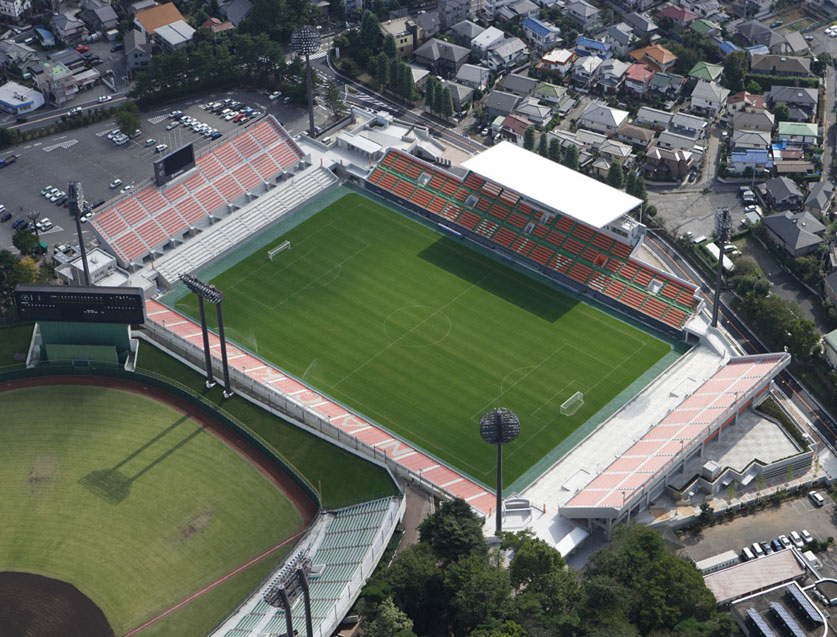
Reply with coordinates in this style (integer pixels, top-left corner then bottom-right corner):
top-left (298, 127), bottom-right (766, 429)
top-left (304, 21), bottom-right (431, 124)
top-left (155, 144), bottom-right (168, 153)
top-left (801, 529), bottom-right (814, 544)
top-left (106, 129), bottom-right (120, 140)
top-left (120, 184), bottom-right (133, 193)
top-left (109, 178), bottom-right (122, 189)
top-left (790, 530), bottom-right (804, 549)
top-left (36, 218), bottom-right (53, 231)
top-left (41, 185), bottom-right (54, 196)
top-left (268, 91), bottom-right (281, 100)
top-left (97, 95), bottom-right (112, 103)
top-left (145, 138), bottom-right (156, 147)
top-left (779, 534), bottom-right (792, 549)
top-left (80, 211), bottom-right (93, 223)
top-left (49, 190), bottom-right (65, 202)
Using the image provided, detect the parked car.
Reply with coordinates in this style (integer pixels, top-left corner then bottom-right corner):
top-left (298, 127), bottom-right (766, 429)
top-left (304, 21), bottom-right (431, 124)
top-left (166, 121), bottom-right (179, 130)
top-left (120, 184), bottom-right (133, 193)
top-left (810, 491), bottom-right (825, 507)
top-left (771, 538), bottom-right (784, 552)
top-left (68, 106), bottom-right (82, 116)
top-left (0, 211), bottom-right (10, 222)
top-left (41, 185), bottom-right (54, 196)
top-left (54, 195), bottom-right (67, 206)
top-left (90, 199), bottom-right (106, 209)
top-left (36, 217), bottom-right (52, 231)
top-left (790, 531), bottom-right (804, 549)
top-left (11, 218), bottom-right (27, 230)
top-left (779, 534), bottom-right (792, 549)
top-left (801, 529), bottom-right (814, 544)
top-left (97, 95), bottom-right (112, 103)
top-left (75, 44), bottom-right (89, 53)
top-left (155, 144), bottom-right (168, 153)
top-left (269, 91), bottom-right (281, 100)
top-left (759, 541), bottom-right (773, 555)
top-left (145, 138), bottom-right (156, 146)
top-left (109, 178), bottom-right (122, 189)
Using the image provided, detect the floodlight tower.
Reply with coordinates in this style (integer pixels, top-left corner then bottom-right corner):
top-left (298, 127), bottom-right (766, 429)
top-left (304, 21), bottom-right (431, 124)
top-left (711, 207), bottom-right (732, 328)
top-left (479, 408), bottom-right (520, 535)
top-left (292, 25), bottom-right (321, 138)
top-left (264, 559), bottom-right (315, 637)
top-left (179, 273), bottom-right (232, 397)
top-left (68, 181), bottom-right (91, 286)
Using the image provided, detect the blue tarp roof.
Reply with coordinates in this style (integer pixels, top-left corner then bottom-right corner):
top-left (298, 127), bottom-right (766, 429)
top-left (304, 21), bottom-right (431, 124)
top-left (719, 41), bottom-right (741, 55)
top-left (34, 27), bottom-right (55, 46)
top-left (731, 149), bottom-right (772, 164)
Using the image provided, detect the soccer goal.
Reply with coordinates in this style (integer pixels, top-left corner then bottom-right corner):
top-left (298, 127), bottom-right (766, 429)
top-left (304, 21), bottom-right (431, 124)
top-left (268, 240), bottom-right (291, 261)
top-left (560, 391), bottom-right (584, 416)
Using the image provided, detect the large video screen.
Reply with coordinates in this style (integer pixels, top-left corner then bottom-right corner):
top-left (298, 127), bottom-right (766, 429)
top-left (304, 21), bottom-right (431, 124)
top-left (14, 284), bottom-right (146, 324)
top-left (153, 143), bottom-right (195, 186)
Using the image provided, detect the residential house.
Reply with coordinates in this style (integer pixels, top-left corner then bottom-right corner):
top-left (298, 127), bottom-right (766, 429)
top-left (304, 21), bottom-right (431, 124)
top-left (623, 12), bottom-right (657, 38)
top-left (0, 81), bottom-right (43, 116)
top-left (0, 0), bottom-right (30, 23)
top-left (603, 23), bottom-right (636, 56)
top-left (781, 31), bottom-right (809, 56)
top-left (439, 0), bottom-right (472, 29)
top-left (34, 60), bottom-right (77, 105)
top-left (823, 327), bottom-right (837, 370)
top-left (415, 11), bottom-right (441, 40)
top-left (515, 97), bottom-right (552, 126)
top-left (644, 144), bottom-right (694, 179)
top-left (485, 89), bottom-right (521, 118)
top-left (51, 14), bottom-right (86, 43)
top-left (566, 0), bottom-right (600, 28)
top-left (615, 0), bottom-right (655, 12)
top-left (79, 0), bottom-right (118, 32)
top-left (455, 63), bottom-right (489, 90)
top-left (497, 0), bottom-right (539, 20)
top-left (414, 39), bottom-right (470, 77)
top-left (774, 160), bottom-right (816, 178)
top-left (130, 0), bottom-right (158, 15)
top-left (501, 73), bottom-right (538, 97)
top-left (669, 112), bottom-right (705, 139)
top-left (732, 109), bottom-right (775, 132)
top-left (737, 21), bottom-right (785, 51)
top-left (201, 17), bottom-right (235, 34)
top-left (657, 5), bottom-right (697, 25)
top-left (689, 80), bottom-right (730, 117)
top-left (597, 58), bottom-right (630, 93)
top-left (572, 54), bottom-right (602, 88)
top-left (628, 44), bottom-right (677, 72)
top-left (761, 176), bottom-right (806, 211)
top-left (135, 2), bottom-right (187, 35)
top-left (486, 38), bottom-right (529, 71)
top-left (124, 29), bottom-right (151, 72)
top-left (445, 81), bottom-right (474, 110)
top-left (687, 61), bottom-right (723, 83)
top-left (729, 149), bottom-right (773, 175)
top-left (766, 86), bottom-right (818, 122)
top-left (0, 40), bottom-right (38, 73)
top-left (657, 130), bottom-right (696, 151)
top-left (380, 17), bottom-right (420, 58)
top-left (219, 0), bottom-right (252, 26)
top-left (689, 17), bottom-right (720, 38)
top-left (777, 121), bottom-right (819, 148)
top-left (635, 105), bottom-right (671, 129)
top-left (718, 41), bottom-right (741, 57)
top-left (731, 129), bottom-right (771, 151)
top-left (624, 63), bottom-right (655, 96)
top-left (482, 0), bottom-right (517, 19)
top-left (726, 91), bottom-right (766, 115)
top-left (598, 138), bottom-right (634, 166)
top-left (537, 48), bottom-right (575, 74)
top-left (762, 210), bottom-right (825, 255)
top-left (410, 65), bottom-right (430, 90)
top-left (615, 122), bottom-right (655, 148)
top-left (522, 17), bottom-right (561, 50)
top-left (686, 0), bottom-right (721, 17)
top-left (450, 20), bottom-right (484, 46)
top-left (577, 100), bottom-right (628, 133)
top-left (154, 20), bottom-right (195, 52)
top-left (575, 36), bottom-right (612, 58)
top-left (472, 27), bottom-right (505, 56)
top-left (648, 72), bottom-right (684, 99)
top-left (499, 113), bottom-right (531, 144)
top-left (804, 181), bottom-right (834, 218)
top-left (533, 81), bottom-right (566, 103)
top-left (750, 54), bottom-right (811, 77)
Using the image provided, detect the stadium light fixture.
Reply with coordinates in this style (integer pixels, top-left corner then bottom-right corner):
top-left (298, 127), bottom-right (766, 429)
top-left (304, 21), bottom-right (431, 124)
top-left (479, 408), bottom-right (520, 535)
top-left (68, 181), bottom-right (91, 286)
top-left (292, 25), bottom-right (321, 139)
top-left (179, 273), bottom-right (232, 397)
top-left (264, 559), bottom-right (314, 637)
top-left (711, 207), bottom-right (731, 328)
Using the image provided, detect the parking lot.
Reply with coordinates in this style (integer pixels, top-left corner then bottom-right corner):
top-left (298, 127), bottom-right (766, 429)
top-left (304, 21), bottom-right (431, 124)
top-left (649, 186), bottom-right (747, 239)
top-left (681, 493), bottom-right (837, 570)
top-left (0, 88), bottom-right (329, 252)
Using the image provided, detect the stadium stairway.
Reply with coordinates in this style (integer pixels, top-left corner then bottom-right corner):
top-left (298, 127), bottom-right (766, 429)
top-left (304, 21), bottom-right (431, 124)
top-left (367, 150), bottom-right (701, 332)
top-left (153, 166), bottom-right (337, 286)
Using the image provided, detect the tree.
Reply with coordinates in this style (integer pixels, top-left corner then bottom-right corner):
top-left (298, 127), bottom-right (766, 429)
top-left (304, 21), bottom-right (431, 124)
top-left (524, 126), bottom-right (536, 150)
top-left (386, 543), bottom-right (447, 635)
top-left (360, 10), bottom-right (382, 50)
top-left (444, 552), bottom-right (512, 635)
top-left (607, 160), bottom-right (624, 189)
top-left (787, 318), bottom-right (818, 362)
top-left (364, 598), bottom-right (415, 637)
top-left (537, 131), bottom-right (548, 157)
top-left (418, 497), bottom-right (487, 564)
top-left (562, 143), bottom-right (579, 171)
top-left (632, 175), bottom-right (647, 201)
top-left (398, 60), bottom-right (416, 99)
top-left (424, 75), bottom-right (438, 111)
top-left (774, 103), bottom-right (791, 122)
top-left (723, 50), bottom-right (748, 91)
top-left (375, 52), bottom-right (389, 87)
top-left (698, 502), bottom-right (714, 525)
top-left (115, 101), bottom-right (141, 136)
top-left (12, 229), bottom-right (40, 256)
top-left (548, 137), bottom-right (560, 162)
top-left (440, 85), bottom-right (454, 118)
top-left (384, 33), bottom-right (397, 59)
top-left (0, 127), bottom-right (18, 149)
top-left (432, 79), bottom-right (443, 113)
top-left (323, 80), bottom-right (345, 116)
top-left (746, 79), bottom-right (762, 94)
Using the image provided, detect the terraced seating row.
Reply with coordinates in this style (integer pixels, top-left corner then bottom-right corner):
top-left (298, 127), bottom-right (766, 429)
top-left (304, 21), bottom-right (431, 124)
top-left (92, 116), bottom-right (304, 266)
top-left (367, 150), bottom-right (700, 331)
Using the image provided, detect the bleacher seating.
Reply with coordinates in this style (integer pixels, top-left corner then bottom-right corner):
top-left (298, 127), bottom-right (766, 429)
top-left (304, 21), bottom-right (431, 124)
top-left (367, 149), bottom-right (700, 331)
top-left (91, 116), bottom-right (304, 267)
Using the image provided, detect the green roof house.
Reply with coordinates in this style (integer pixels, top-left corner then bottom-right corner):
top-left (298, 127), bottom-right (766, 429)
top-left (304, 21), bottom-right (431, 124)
top-left (690, 18), bottom-right (720, 37)
top-left (777, 121), bottom-right (819, 148)
top-left (688, 61), bottom-right (723, 82)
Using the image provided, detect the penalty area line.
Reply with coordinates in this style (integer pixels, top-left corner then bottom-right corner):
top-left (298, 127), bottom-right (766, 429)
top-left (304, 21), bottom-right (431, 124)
top-left (123, 527), bottom-right (307, 636)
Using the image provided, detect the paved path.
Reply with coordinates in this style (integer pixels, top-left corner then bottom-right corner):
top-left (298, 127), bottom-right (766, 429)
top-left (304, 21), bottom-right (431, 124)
top-left (144, 299), bottom-right (496, 515)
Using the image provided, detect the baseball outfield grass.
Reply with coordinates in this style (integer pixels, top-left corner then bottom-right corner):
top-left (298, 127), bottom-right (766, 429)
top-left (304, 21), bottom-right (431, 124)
top-left (0, 385), bottom-right (304, 635)
top-left (174, 193), bottom-right (673, 487)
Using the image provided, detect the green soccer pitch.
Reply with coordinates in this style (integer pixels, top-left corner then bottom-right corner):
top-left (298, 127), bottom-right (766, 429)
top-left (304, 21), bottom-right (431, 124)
top-left (174, 193), bottom-right (674, 488)
top-left (0, 385), bottom-right (304, 635)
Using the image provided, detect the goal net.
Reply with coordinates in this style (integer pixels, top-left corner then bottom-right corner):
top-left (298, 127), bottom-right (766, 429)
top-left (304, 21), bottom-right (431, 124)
top-left (560, 391), bottom-right (584, 416)
top-left (268, 240), bottom-right (291, 261)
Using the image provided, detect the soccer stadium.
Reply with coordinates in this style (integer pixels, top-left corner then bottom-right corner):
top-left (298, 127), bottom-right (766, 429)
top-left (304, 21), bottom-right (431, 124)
top-left (7, 111), bottom-right (802, 635)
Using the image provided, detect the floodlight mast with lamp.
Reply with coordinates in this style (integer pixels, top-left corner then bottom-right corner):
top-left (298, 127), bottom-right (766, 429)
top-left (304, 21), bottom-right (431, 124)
top-left (711, 207), bottom-right (731, 328)
top-left (179, 273), bottom-right (233, 397)
top-left (479, 407), bottom-right (520, 534)
top-left (68, 181), bottom-right (91, 286)
top-left (292, 25), bottom-right (321, 138)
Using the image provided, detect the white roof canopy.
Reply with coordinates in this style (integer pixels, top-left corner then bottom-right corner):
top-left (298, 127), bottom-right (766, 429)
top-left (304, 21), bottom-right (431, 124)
top-left (462, 142), bottom-right (642, 229)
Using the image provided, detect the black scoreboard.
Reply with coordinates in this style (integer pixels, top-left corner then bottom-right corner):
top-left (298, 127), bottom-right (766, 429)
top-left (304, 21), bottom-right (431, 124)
top-left (153, 143), bottom-right (196, 186)
top-left (14, 285), bottom-right (146, 324)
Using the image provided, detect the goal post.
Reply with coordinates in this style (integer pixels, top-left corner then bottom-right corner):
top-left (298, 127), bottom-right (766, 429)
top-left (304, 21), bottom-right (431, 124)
top-left (560, 391), bottom-right (584, 416)
top-left (268, 240), bottom-right (291, 261)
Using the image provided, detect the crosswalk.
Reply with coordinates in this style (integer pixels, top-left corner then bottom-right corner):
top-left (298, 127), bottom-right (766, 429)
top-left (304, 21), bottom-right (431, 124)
top-left (310, 50), bottom-right (327, 60)
top-left (351, 92), bottom-right (391, 111)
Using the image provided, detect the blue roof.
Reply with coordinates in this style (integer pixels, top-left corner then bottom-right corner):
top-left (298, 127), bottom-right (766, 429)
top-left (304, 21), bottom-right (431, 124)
top-left (576, 36), bottom-right (610, 52)
top-left (731, 149), bottom-right (772, 164)
top-left (522, 17), bottom-right (559, 37)
top-left (719, 41), bottom-right (740, 55)
top-left (34, 27), bottom-right (55, 46)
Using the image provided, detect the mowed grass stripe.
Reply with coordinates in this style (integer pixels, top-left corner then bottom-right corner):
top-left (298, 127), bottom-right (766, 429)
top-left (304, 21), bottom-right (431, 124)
top-left (0, 385), bottom-right (303, 634)
top-left (176, 193), bottom-right (670, 486)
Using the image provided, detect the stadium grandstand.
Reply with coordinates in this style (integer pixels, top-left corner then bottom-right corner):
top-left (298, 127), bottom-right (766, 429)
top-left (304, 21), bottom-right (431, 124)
top-left (365, 142), bottom-right (703, 335)
top-left (89, 116), bottom-right (305, 271)
top-left (213, 496), bottom-right (404, 637)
